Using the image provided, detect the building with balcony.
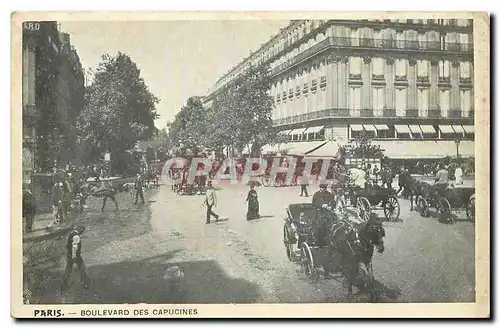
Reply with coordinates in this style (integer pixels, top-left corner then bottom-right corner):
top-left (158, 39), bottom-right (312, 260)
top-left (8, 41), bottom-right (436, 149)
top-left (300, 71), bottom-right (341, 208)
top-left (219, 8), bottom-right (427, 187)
top-left (204, 19), bottom-right (475, 160)
top-left (22, 21), bottom-right (85, 186)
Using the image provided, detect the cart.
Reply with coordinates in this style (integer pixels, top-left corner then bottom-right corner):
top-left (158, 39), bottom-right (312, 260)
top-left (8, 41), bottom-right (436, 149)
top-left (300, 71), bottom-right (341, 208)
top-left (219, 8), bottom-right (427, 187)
top-left (414, 179), bottom-right (475, 223)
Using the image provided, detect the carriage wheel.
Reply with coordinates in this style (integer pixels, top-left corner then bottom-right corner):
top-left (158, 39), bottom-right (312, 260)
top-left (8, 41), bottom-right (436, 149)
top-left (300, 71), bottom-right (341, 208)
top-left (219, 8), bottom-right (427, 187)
top-left (466, 195), bottom-right (475, 222)
top-left (283, 226), bottom-right (294, 261)
top-left (418, 197), bottom-right (430, 217)
top-left (300, 242), bottom-right (315, 276)
top-left (437, 197), bottom-right (452, 221)
top-left (261, 175), bottom-right (271, 187)
top-left (356, 197), bottom-right (371, 222)
top-left (383, 196), bottom-right (400, 222)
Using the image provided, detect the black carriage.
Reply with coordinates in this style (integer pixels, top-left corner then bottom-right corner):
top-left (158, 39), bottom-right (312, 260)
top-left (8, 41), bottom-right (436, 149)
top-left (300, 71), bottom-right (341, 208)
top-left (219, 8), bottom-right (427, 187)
top-left (282, 203), bottom-right (383, 300)
top-left (414, 179), bottom-right (475, 222)
top-left (337, 178), bottom-right (400, 222)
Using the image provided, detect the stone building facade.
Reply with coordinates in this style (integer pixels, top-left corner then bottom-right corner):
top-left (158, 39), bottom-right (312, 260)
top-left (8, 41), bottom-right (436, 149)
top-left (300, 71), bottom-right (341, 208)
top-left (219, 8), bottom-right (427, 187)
top-left (204, 19), bottom-right (475, 159)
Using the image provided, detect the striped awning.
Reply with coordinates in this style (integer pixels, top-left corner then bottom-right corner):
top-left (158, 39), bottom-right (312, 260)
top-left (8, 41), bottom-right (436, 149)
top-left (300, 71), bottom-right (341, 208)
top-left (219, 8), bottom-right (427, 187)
top-left (439, 125), bottom-right (456, 133)
top-left (419, 125), bottom-right (436, 134)
top-left (374, 124), bottom-right (389, 130)
top-left (395, 125), bottom-right (411, 134)
top-left (304, 126), bottom-right (325, 134)
top-left (362, 124), bottom-right (376, 131)
top-left (350, 125), bottom-right (364, 132)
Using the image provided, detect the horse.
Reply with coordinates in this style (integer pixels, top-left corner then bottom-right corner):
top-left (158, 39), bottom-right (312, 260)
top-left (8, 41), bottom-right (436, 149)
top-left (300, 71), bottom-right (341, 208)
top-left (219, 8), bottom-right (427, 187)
top-left (80, 183), bottom-right (119, 212)
top-left (327, 215), bottom-right (385, 299)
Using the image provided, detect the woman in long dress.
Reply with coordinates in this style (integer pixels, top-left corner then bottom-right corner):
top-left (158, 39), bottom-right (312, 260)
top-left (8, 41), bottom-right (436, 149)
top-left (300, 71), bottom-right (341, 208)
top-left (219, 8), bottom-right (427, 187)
top-left (246, 185), bottom-right (260, 220)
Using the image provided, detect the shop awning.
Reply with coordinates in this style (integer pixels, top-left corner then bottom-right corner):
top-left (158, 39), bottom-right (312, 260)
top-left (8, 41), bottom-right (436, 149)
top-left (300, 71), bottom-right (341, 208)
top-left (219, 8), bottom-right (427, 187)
top-left (289, 128), bottom-right (308, 135)
top-left (408, 125), bottom-right (422, 134)
top-left (462, 125), bottom-right (475, 134)
top-left (372, 140), bottom-right (453, 159)
top-left (350, 124), bottom-right (364, 132)
top-left (419, 125), bottom-right (436, 134)
top-left (374, 124), bottom-right (389, 130)
top-left (439, 125), bottom-right (456, 133)
top-left (278, 130), bottom-right (291, 135)
top-left (286, 141), bottom-right (328, 156)
top-left (394, 125), bottom-right (411, 134)
top-left (452, 125), bottom-right (465, 134)
top-left (306, 140), bottom-right (345, 158)
top-left (362, 124), bottom-right (376, 131)
top-left (304, 126), bottom-right (325, 134)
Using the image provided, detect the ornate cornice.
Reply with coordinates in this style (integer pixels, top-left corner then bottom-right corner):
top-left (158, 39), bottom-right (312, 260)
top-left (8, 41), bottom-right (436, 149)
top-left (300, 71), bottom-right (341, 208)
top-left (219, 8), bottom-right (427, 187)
top-left (363, 56), bottom-right (372, 64)
top-left (409, 59), bottom-right (417, 66)
top-left (386, 58), bottom-right (394, 65)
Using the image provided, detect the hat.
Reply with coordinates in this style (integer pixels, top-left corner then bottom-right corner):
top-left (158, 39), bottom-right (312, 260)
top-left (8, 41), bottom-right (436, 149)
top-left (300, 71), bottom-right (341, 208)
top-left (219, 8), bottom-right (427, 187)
top-left (319, 184), bottom-right (327, 189)
top-left (71, 223), bottom-right (86, 234)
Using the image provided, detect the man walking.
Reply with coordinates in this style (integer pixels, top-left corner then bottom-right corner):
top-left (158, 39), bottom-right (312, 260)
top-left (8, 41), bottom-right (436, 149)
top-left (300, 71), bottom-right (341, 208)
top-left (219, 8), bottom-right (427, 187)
top-left (204, 180), bottom-right (219, 224)
top-left (299, 168), bottom-right (309, 197)
top-left (134, 173), bottom-right (145, 205)
top-left (61, 224), bottom-right (90, 292)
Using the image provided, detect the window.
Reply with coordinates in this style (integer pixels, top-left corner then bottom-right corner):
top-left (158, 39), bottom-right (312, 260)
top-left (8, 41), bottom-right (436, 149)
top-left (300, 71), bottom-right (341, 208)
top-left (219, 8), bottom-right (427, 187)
top-left (349, 57), bottom-right (362, 77)
top-left (417, 60), bottom-right (429, 77)
top-left (439, 89), bottom-right (450, 116)
top-left (351, 28), bottom-right (360, 46)
top-left (395, 88), bottom-right (407, 116)
top-left (418, 33), bottom-right (427, 49)
top-left (372, 58), bottom-right (385, 77)
top-left (459, 33), bottom-right (470, 44)
top-left (396, 32), bottom-right (405, 48)
top-left (374, 30), bottom-right (382, 47)
top-left (395, 58), bottom-right (407, 77)
top-left (439, 60), bottom-right (451, 78)
top-left (417, 89), bottom-right (429, 117)
top-left (372, 88), bottom-right (385, 116)
top-left (348, 87), bottom-right (362, 116)
top-left (460, 89), bottom-right (471, 117)
top-left (460, 61), bottom-right (471, 79)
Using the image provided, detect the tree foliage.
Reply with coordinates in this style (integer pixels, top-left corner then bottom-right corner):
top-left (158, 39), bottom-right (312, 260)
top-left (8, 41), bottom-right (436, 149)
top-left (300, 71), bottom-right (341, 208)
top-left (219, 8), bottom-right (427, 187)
top-left (77, 52), bottom-right (159, 169)
top-left (207, 64), bottom-right (279, 155)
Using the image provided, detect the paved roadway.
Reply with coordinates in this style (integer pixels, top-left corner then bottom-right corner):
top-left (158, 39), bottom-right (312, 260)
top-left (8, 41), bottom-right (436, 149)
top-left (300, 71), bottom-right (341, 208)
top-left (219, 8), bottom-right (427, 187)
top-left (32, 182), bottom-right (475, 304)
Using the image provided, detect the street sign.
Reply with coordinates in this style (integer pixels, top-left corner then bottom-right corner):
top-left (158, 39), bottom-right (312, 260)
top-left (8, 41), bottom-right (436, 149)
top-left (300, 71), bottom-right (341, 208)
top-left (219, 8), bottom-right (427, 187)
top-left (104, 153), bottom-right (111, 161)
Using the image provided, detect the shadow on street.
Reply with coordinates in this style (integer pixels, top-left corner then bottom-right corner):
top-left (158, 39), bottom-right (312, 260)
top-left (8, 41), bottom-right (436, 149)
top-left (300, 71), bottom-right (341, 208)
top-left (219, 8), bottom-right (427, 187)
top-left (30, 250), bottom-right (262, 304)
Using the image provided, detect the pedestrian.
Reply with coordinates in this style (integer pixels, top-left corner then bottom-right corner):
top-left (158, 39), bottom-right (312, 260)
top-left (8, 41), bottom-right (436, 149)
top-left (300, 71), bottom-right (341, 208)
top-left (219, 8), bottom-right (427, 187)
top-left (61, 170), bottom-right (73, 223)
top-left (48, 182), bottom-right (63, 229)
top-left (245, 183), bottom-right (260, 220)
top-left (455, 164), bottom-right (464, 185)
top-left (61, 224), bottom-right (90, 292)
top-left (133, 173), bottom-right (145, 205)
top-left (299, 169), bottom-right (309, 197)
top-left (435, 164), bottom-right (450, 189)
top-left (204, 180), bottom-right (219, 224)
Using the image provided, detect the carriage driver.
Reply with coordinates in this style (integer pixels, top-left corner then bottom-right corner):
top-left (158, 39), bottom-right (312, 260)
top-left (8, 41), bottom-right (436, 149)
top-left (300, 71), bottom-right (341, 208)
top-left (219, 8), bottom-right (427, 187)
top-left (312, 184), bottom-right (335, 246)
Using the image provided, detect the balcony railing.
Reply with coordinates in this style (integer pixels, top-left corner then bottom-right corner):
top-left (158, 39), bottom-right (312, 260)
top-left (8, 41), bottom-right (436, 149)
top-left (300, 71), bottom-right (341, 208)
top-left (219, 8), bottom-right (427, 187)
top-left (273, 107), bottom-right (475, 125)
top-left (271, 36), bottom-right (473, 76)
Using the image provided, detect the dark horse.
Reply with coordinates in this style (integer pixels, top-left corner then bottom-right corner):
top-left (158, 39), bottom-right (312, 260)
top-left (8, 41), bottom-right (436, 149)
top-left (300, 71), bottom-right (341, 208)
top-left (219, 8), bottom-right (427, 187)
top-left (327, 214), bottom-right (385, 299)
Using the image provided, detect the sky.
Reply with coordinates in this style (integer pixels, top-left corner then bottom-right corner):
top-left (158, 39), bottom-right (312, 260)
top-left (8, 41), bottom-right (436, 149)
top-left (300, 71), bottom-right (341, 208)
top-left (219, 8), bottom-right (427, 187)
top-left (59, 20), bottom-right (289, 130)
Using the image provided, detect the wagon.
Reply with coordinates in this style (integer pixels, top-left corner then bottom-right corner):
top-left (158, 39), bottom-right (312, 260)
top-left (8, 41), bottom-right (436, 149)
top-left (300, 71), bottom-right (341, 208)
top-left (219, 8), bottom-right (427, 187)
top-left (339, 184), bottom-right (400, 222)
top-left (414, 180), bottom-right (475, 222)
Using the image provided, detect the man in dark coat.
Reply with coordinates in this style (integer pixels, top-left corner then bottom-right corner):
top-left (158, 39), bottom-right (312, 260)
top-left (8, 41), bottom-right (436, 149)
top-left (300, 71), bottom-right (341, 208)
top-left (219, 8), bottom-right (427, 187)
top-left (312, 184), bottom-right (335, 246)
top-left (134, 173), bottom-right (145, 204)
top-left (61, 224), bottom-right (89, 292)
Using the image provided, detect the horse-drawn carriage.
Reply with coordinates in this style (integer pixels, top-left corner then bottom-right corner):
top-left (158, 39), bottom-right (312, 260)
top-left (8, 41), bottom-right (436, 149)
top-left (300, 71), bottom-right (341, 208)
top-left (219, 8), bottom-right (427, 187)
top-left (412, 178), bottom-right (475, 223)
top-left (282, 202), bottom-right (386, 299)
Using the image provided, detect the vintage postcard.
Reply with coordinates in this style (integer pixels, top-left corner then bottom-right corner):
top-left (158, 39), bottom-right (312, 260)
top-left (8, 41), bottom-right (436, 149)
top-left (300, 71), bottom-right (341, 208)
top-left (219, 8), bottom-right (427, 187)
top-left (12, 12), bottom-right (490, 318)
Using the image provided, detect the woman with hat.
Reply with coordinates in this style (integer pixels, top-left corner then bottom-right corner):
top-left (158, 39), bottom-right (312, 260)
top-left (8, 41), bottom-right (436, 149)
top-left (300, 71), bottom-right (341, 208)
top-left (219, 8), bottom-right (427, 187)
top-left (245, 182), bottom-right (260, 220)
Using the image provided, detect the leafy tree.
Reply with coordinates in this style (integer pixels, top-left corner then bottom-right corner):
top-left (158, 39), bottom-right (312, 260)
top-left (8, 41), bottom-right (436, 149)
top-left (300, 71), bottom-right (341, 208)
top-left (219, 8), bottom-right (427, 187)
top-left (209, 64), bottom-right (280, 156)
top-left (168, 96), bottom-right (208, 154)
top-left (77, 52), bottom-right (159, 173)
